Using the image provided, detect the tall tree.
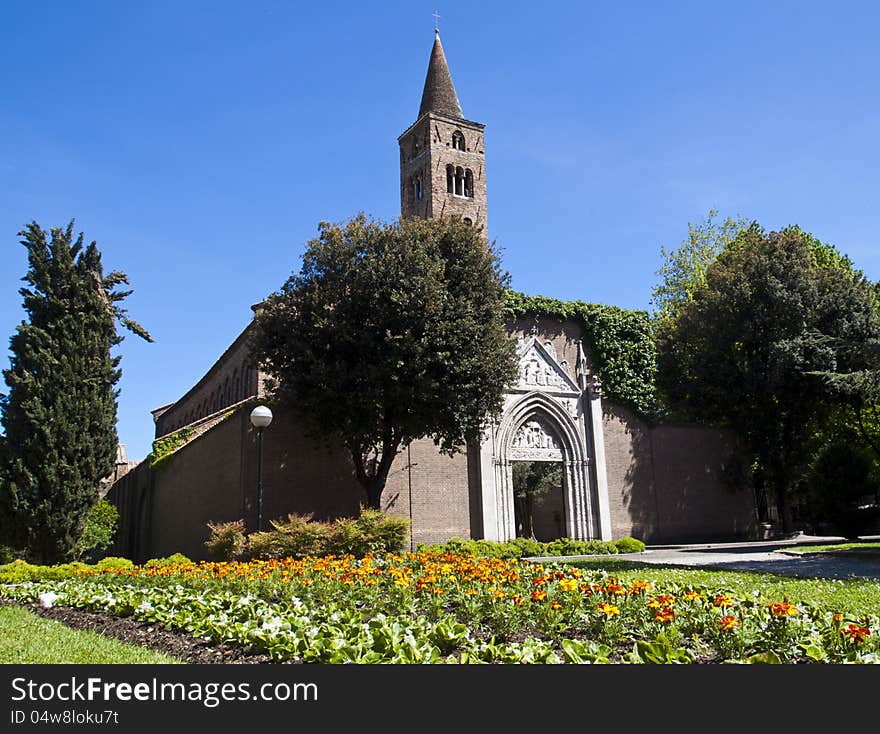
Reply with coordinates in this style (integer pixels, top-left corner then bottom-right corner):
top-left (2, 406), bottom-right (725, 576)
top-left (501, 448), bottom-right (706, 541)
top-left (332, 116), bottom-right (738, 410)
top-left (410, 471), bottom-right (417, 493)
top-left (0, 221), bottom-right (151, 563)
top-left (656, 225), bottom-right (880, 533)
top-left (651, 210), bottom-right (749, 322)
top-left (252, 214), bottom-right (518, 509)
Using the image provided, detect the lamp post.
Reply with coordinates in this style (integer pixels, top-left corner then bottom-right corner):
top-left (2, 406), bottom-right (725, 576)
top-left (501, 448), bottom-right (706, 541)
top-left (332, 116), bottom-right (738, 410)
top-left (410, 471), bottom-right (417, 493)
top-left (249, 405), bottom-right (273, 532)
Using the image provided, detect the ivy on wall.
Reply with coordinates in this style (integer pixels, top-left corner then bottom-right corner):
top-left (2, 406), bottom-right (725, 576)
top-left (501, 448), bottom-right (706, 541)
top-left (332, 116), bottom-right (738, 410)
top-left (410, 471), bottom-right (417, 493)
top-left (147, 428), bottom-right (196, 470)
top-left (145, 408), bottom-right (239, 471)
top-left (504, 290), bottom-right (658, 417)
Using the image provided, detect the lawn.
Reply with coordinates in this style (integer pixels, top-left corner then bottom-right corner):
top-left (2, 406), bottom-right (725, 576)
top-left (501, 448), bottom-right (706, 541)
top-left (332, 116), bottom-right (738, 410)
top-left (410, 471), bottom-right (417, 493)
top-left (0, 604), bottom-right (180, 664)
top-left (1, 552), bottom-right (877, 664)
top-left (784, 542), bottom-right (880, 556)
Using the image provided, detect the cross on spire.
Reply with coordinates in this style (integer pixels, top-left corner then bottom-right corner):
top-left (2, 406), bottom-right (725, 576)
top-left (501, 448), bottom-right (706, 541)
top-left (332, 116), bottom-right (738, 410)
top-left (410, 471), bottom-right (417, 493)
top-left (433, 10), bottom-right (441, 32)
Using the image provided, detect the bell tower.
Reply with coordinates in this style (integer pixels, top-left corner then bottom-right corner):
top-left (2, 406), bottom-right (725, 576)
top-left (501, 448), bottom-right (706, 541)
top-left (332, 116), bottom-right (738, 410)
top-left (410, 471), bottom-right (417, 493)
top-left (398, 30), bottom-right (487, 231)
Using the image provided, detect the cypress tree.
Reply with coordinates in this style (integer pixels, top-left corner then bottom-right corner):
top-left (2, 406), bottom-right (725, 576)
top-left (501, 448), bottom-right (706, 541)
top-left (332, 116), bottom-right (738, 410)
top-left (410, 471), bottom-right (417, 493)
top-left (0, 221), bottom-right (151, 563)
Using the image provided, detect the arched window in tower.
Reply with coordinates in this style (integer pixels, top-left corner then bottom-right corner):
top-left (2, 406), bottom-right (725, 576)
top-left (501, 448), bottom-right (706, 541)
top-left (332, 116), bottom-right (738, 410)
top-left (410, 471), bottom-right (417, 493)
top-left (414, 175), bottom-right (423, 201)
top-left (464, 169), bottom-right (474, 198)
top-left (463, 217), bottom-right (473, 226)
top-left (446, 164), bottom-right (454, 193)
top-left (454, 166), bottom-right (464, 196)
top-left (452, 130), bottom-right (466, 151)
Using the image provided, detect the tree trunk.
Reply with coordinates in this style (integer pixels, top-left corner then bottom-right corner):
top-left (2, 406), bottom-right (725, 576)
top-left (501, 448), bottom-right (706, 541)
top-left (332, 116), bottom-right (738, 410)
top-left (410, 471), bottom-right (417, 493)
top-left (775, 482), bottom-right (793, 535)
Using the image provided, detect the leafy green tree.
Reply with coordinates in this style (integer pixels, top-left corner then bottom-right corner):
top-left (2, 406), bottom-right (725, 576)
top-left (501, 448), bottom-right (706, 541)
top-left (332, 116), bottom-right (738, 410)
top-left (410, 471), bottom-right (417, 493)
top-left (656, 224), bottom-right (880, 533)
top-left (651, 210), bottom-right (749, 321)
top-left (0, 221), bottom-right (151, 563)
top-left (252, 215), bottom-right (518, 509)
top-left (71, 497), bottom-right (119, 561)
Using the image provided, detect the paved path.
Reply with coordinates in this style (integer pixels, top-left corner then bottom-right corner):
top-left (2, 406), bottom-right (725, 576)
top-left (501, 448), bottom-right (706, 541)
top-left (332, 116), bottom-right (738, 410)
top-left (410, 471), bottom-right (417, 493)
top-left (535, 535), bottom-right (880, 580)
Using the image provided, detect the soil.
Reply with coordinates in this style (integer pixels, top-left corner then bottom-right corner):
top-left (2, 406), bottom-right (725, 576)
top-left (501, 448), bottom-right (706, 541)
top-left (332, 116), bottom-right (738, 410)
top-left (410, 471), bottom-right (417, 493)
top-left (2, 599), bottom-right (294, 664)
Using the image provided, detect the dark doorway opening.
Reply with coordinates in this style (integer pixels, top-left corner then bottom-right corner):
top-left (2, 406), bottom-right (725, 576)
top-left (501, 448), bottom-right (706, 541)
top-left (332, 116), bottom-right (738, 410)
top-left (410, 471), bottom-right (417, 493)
top-left (512, 461), bottom-right (565, 541)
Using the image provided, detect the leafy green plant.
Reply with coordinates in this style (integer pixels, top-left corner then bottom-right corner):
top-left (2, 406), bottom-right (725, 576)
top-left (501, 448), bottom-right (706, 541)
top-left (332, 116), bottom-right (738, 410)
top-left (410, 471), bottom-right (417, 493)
top-left (144, 553), bottom-right (191, 568)
top-left (71, 498), bottom-right (119, 561)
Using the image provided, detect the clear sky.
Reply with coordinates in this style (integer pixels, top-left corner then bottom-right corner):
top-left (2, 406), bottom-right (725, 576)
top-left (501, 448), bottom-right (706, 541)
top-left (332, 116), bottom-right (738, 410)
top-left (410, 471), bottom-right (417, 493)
top-left (2, 1), bottom-right (878, 462)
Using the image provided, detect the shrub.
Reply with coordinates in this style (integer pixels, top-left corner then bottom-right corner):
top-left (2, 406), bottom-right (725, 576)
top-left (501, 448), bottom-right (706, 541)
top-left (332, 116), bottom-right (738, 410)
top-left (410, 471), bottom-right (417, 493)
top-left (205, 520), bottom-right (247, 561)
top-left (614, 537), bottom-right (646, 553)
top-left (0, 560), bottom-right (88, 583)
top-left (144, 553), bottom-right (192, 568)
top-left (71, 498), bottom-right (119, 561)
top-left (93, 557), bottom-right (134, 571)
top-left (209, 509), bottom-right (410, 561)
top-left (419, 536), bottom-right (646, 558)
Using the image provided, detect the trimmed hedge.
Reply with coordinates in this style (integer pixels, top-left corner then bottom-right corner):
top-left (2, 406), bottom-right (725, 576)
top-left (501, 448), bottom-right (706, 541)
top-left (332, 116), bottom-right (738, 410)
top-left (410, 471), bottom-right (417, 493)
top-left (418, 536), bottom-right (645, 558)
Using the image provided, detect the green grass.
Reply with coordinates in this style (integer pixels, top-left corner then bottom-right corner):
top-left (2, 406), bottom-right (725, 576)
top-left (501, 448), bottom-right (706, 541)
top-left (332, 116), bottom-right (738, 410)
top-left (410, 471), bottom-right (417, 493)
top-left (564, 560), bottom-right (880, 617)
top-left (0, 606), bottom-right (181, 664)
top-left (785, 542), bottom-right (880, 555)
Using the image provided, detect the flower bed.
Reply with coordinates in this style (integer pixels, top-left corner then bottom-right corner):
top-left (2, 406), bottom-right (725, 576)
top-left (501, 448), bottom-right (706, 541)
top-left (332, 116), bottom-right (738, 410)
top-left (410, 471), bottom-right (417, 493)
top-left (1, 551), bottom-right (877, 664)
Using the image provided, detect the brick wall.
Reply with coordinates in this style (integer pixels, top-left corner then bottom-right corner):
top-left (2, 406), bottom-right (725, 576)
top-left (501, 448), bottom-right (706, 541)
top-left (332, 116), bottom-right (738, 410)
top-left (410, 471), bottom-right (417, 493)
top-left (153, 324), bottom-right (257, 438)
top-left (603, 403), bottom-right (757, 543)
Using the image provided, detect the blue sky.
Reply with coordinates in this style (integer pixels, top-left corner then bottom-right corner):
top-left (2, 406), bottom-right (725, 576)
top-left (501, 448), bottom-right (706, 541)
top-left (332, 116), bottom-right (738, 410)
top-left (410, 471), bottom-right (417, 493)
top-left (2, 1), bottom-right (878, 461)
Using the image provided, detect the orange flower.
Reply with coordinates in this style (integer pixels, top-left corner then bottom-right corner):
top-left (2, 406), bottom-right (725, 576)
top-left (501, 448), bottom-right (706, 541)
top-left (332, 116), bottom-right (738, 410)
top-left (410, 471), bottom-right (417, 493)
top-left (533, 575), bottom-right (549, 587)
top-left (492, 590), bottom-right (506, 601)
top-left (596, 602), bottom-right (619, 617)
top-left (832, 614), bottom-right (844, 625)
top-left (718, 615), bottom-right (741, 631)
top-left (531, 589), bottom-right (548, 602)
top-left (606, 583), bottom-right (626, 597)
top-left (559, 578), bottom-right (578, 592)
top-left (683, 590), bottom-right (701, 602)
top-left (842, 624), bottom-right (871, 644)
top-left (655, 607), bottom-right (675, 624)
top-left (713, 594), bottom-right (732, 608)
top-left (767, 601), bottom-right (799, 618)
top-left (511, 594), bottom-right (524, 606)
top-left (629, 580), bottom-right (652, 594)
top-left (550, 600), bottom-right (563, 610)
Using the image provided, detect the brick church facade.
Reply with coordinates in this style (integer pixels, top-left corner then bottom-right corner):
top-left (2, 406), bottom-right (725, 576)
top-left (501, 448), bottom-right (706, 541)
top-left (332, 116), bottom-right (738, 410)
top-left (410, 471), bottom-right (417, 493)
top-left (107, 32), bottom-right (757, 561)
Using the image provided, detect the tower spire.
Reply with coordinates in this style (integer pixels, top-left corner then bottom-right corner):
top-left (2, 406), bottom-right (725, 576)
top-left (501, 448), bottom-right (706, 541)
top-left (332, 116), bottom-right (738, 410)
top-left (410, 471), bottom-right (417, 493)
top-left (418, 30), bottom-right (463, 119)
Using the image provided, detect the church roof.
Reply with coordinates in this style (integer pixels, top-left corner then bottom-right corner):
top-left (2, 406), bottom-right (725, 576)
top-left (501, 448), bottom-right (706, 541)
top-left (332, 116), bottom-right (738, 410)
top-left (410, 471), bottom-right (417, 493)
top-left (418, 31), bottom-right (463, 120)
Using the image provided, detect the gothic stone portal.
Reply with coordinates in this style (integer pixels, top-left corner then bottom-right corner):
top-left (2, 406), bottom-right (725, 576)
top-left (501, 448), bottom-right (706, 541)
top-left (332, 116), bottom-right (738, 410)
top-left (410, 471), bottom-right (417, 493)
top-left (479, 337), bottom-right (613, 542)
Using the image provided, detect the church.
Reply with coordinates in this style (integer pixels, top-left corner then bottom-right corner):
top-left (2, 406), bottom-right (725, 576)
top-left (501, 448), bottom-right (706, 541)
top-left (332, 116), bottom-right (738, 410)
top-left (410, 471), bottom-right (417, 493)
top-left (107, 32), bottom-right (757, 561)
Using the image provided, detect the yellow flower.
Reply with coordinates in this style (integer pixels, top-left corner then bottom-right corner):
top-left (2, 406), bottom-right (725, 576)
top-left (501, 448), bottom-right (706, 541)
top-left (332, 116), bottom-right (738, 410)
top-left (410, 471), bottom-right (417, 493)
top-left (596, 602), bottom-right (619, 617)
top-left (531, 590), bottom-right (548, 602)
top-left (559, 578), bottom-right (578, 592)
top-left (550, 600), bottom-right (563, 610)
top-left (683, 590), bottom-right (701, 601)
top-left (718, 615), bottom-right (740, 631)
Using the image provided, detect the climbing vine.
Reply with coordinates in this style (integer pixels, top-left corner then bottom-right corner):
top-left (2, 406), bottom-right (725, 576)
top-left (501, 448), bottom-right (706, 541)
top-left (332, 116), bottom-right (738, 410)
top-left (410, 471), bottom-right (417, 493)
top-left (147, 427), bottom-right (196, 470)
top-left (504, 290), bottom-right (658, 417)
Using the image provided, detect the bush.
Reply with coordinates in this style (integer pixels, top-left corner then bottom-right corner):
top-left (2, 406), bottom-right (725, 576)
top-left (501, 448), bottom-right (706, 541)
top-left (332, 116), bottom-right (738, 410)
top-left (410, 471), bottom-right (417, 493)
top-left (419, 536), bottom-right (646, 558)
top-left (614, 537), bottom-right (646, 553)
top-left (205, 520), bottom-right (246, 561)
top-left (144, 553), bottom-right (192, 568)
top-left (208, 508), bottom-right (410, 561)
top-left (94, 557), bottom-right (134, 571)
top-left (349, 508), bottom-right (409, 555)
top-left (0, 559), bottom-right (88, 583)
top-left (71, 498), bottom-right (119, 561)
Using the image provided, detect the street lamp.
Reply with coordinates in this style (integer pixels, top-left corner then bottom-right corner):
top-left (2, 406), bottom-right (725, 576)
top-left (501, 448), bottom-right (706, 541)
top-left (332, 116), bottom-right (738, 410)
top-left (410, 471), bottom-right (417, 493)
top-left (249, 405), bottom-right (273, 532)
